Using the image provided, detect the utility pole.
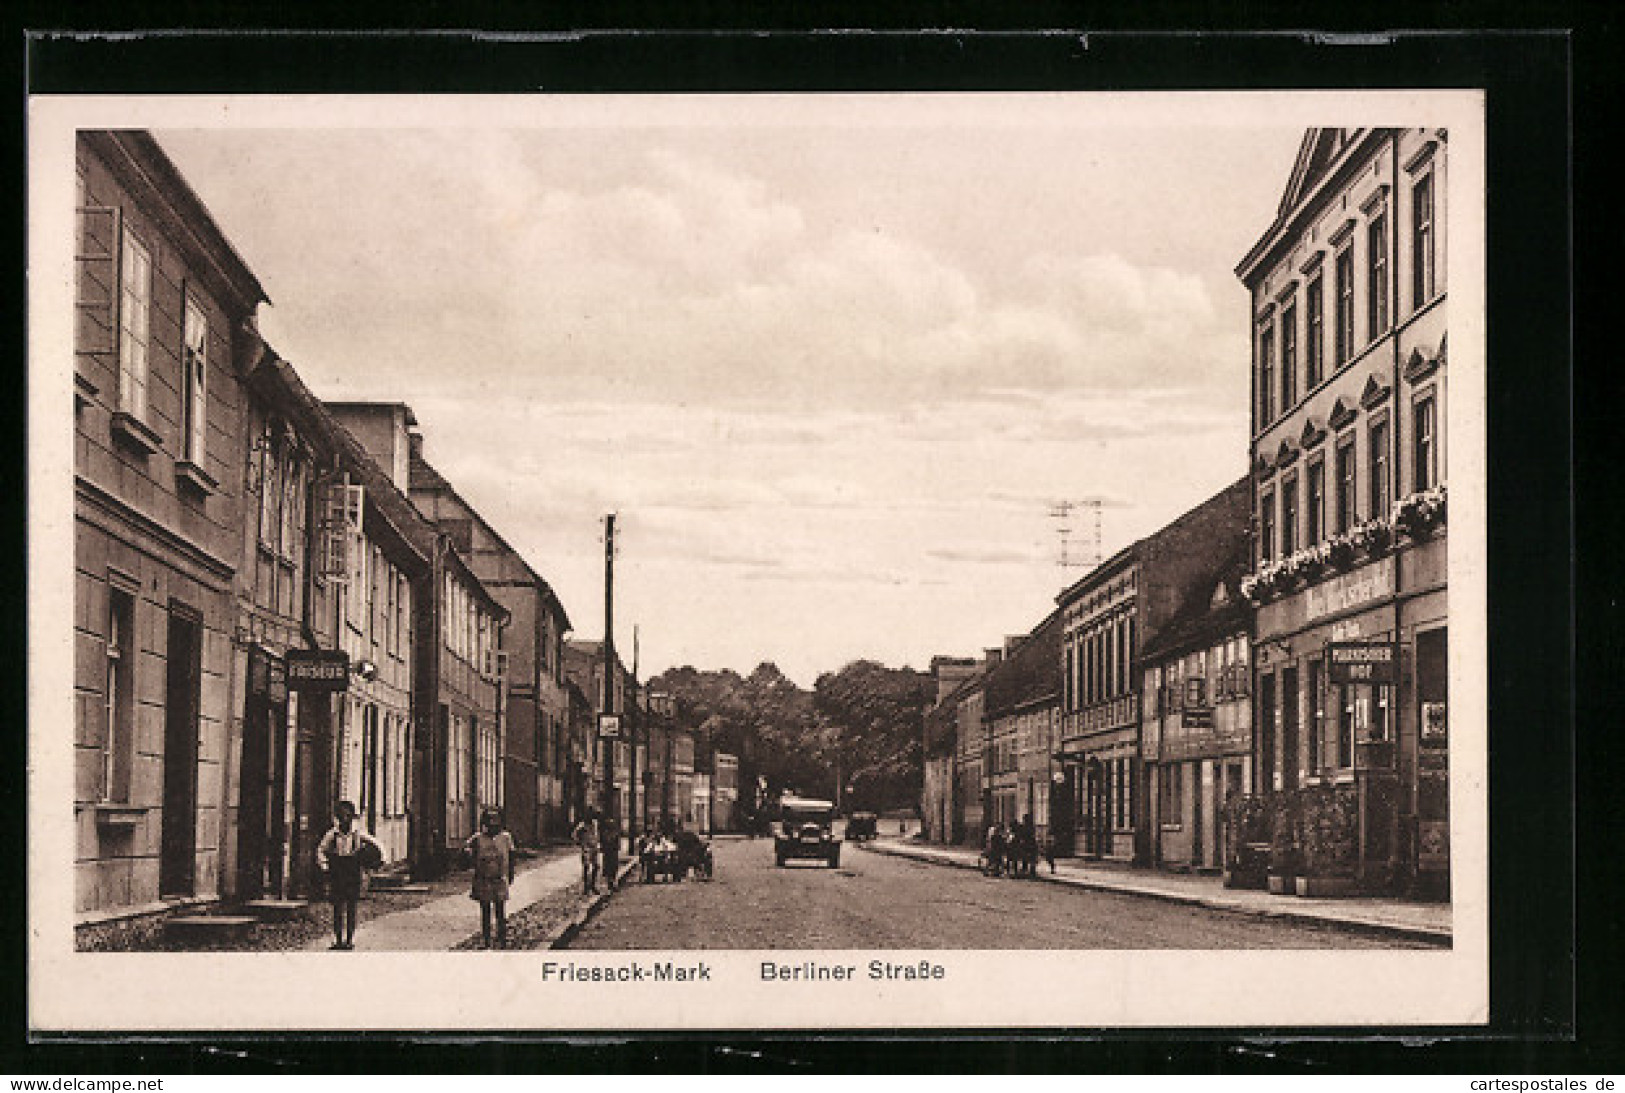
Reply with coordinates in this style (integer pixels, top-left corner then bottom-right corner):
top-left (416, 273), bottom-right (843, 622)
top-left (628, 624), bottom-right (639, 843)
top-left (600, 513), bottom-right (616, 830)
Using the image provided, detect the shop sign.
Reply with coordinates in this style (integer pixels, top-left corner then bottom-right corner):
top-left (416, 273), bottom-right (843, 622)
top-left (1304, 555), bottom-right (1395, 623)
top-left (598, 713), bottom-right (622, 739)
top-left (1327, 641), bottom-right (1397, 683)
top-left (1421, 701), bottom-right (1448, 746)
top-left (286, 649), bottom-right (351, 692)
top-left (1182, 707), bottom-right (1214, 729)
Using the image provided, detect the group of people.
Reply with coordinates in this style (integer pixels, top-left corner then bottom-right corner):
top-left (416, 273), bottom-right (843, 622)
top-left (636, 825), bottom-right (713, 883)
top-left (981, 814), bottom-right (1054, 879)
top-left (315, 801), bottom-right (516, 950)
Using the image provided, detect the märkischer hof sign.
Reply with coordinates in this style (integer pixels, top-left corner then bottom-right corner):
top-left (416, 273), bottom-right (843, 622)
top-left (1326, 641), bottom-right (1397, 684)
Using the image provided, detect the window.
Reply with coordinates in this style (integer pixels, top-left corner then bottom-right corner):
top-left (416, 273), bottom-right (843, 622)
top-left (1413, 172), bottom-right (1436, 308)
top-left (395, 572), bottom-right (408, 657)
top-left (103, 586), bottom-right (135, 802)
top-left (1335, 434), bottom-right (1357, 532)
top-left (1306, 459), bottom-right (1325, 545)
top-left (181, 298), bottom-right (208, 464)
top-left (1337, 686), bottom-right (1356, 769)
top-left (1305, 273), bottom-right (1325, 389)
top-left (1307, 659), bottom-right (1323, 771)
top-left (1280, 302), bottom-right (1298, 409)
top-left (1159, 764), bottom-right (1182, 827)
top-left (1258, 322), bottom-right (1275, 425)
top-left (1334, 243), bottom-right (1355, 367)
top-left (1368, 210), bottom-right (1390, 338)
top-left (1259, 489), bottom-right (1276, 563)
top-left (1370, 415), bottom-right (1391, 517)
top-left (1413, 394), bottom-right (1438, 491)
top-left (117, 228), bottom-right (151, 418)
top-left (1280, 476), bottom-right (1298, 556)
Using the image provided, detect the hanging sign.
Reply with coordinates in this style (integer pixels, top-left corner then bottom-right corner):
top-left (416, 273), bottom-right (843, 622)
top-left (598, 713), bottom-right (622, 739)
top-left (286, 648), bottom-right (351, 692)
top-left (1327, 641), bottom-right (1397, 683)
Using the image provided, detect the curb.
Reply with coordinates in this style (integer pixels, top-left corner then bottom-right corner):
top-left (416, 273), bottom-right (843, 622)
top-left (547, 860), bottom-right (639, 950)
top-left (860, 842), bottom-right (1452, 947)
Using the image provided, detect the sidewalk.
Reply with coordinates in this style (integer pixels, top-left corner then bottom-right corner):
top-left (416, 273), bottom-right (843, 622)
top-left (304, 849), bottom-right (611, 952)
top-left (863, 838), bottom-right (1452, 945)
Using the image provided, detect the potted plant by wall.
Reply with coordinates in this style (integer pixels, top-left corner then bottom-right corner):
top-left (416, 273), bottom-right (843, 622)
top-left (1266, 791), bottom-right (1301, 896)
top-left (1223, 793), bottom-right (1271, 890)
top-left (1295, 783), bottom-right (1361, 897)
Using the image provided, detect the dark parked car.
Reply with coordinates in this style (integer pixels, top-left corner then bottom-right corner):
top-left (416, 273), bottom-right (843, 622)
top-left (774, 796), bottom-right (840, 868)
top-left (844, 811), bottom-right (878, 841)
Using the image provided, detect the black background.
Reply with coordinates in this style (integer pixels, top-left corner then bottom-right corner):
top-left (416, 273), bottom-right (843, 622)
top-left (7, 14), bottom-right (1605, 1077)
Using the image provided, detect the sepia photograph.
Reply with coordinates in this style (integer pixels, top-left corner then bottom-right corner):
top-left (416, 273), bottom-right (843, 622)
top-left (28, 88), bottom-right (1487, 1030)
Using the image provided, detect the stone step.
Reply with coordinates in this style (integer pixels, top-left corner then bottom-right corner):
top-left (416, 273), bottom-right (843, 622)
top-left (243, 899), bottom-right (309, 922)
top-left (375, 883), bottom-right (430, 895)
top-left (164, 915), bottom-right (258, 943)
top-left (368, 872), bottom-right (414, 889)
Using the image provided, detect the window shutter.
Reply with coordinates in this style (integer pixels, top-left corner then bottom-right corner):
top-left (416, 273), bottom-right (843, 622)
top-left (76, 206), bottom-right (120, 357)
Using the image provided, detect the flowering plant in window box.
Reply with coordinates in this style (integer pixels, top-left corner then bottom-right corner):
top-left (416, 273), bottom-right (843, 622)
top-left (1393, 483), bottom-right (1448, 540)
top-left (1349, 517), bottom-right (1394, 558)
top-left (1325, 536), bottom-right (1358, 570)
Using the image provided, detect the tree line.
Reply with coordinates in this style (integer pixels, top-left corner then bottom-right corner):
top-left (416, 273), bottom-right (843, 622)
top-left (645, 659), bottom-right (934, 827)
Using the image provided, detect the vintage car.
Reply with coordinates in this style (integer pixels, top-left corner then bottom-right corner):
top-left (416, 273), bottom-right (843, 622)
top-left (844, 811), bottom-right (878, 842)
top-left (774, 795), bottom-right (840, 868)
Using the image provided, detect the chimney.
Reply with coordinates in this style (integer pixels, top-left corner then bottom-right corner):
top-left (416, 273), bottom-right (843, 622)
top-left (984, 647), bottom-right (1003, 667)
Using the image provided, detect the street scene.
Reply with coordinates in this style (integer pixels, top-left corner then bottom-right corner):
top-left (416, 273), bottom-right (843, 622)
top-left (58, 101), bottom-right (1455, 960)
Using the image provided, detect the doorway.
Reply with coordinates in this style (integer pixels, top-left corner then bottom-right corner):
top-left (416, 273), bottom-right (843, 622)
top-left (160, 606), bottom-right (201, 897)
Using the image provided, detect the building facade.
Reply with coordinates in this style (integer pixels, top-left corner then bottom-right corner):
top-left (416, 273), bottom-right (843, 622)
top-left (1056, 478), bottom-right (1251, 862)
top-left (332, 403), bottom-right (573, 848)
top-left (72, 131), bottom-right (269, 922)
top-left (1140, 563), bottom-right (1253, 873)
top-left (982, 614), bottom-right (1063, 845)
top-left (230, 352), bottom-right (432, 899)
top-left (1237, 127), bottom-right (1450, 898)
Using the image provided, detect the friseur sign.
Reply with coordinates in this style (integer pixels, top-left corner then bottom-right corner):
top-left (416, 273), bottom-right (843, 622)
top-left (1326, 641), bottom-right (1396, 684)
top-left (285, 649), bottom-right (351, 692)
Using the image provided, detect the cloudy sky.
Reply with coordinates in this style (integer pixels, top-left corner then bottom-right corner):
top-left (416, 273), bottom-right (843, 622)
top-left (152, 96), bottom-right (1306, 685)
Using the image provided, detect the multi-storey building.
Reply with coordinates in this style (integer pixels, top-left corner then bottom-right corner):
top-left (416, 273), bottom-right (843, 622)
top-left (982, 613), bottom-right (1063, 844)
top-left (318, 405), bottom-right (507, 871)
top-left (563, 638), bottom-right (634, 828)
top-left (72, 131), bottom-right (267, 922)
top-left (920, 656), bottom-right (980, 844)
top-left (1055, 478), bottom-right (1250, 862)
top-left (1140, 555), bottom-right (1252, 873)
top-left (712, 752), bottom-right (740, 833)
top-left (1237, 127), bottom-right (1449, 897)
top-left (330, 402), bottom-right (573, 847)
top-left (953, 675), bottom-right (988, 844)
top-left (232, 351), bottom-right (432, 898)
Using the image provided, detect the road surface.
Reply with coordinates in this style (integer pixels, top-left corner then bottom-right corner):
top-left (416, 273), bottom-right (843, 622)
top-left (565, 836), bottom-right (1430, 949)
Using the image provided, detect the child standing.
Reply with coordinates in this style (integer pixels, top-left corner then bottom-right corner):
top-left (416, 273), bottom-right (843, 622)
top-left (465, 808), bottom-right (516, 949)
top-left (317, 800), bottom-right (382, 950)
top-left (571, 810), bottom-right (601, 894)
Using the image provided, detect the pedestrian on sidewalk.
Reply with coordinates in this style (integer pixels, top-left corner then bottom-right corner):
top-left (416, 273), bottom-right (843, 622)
top-left (571, 809), bottom-right (602, 894)
top-left (317, 800), bottom-right (383, 951)
top-left (600, 814), bottom-right (622, 891)
top-left (465, 807), bottom-right (516, 949)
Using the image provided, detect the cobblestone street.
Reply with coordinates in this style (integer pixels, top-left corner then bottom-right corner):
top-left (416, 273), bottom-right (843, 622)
top-left (567, 837), bottom-right (1433, 950)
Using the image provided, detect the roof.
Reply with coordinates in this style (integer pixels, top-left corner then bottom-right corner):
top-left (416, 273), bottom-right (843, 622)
top-left (983, 608), bottom-right (1063, 720)
top-left (408, 447), bottom-right (573, 632)
top-left (243, 344), bottom-right (431, 576)
top-left (1138, 546), bottom-right (1252, 661)
top-left (91, 131), bottom-right (270, 312)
